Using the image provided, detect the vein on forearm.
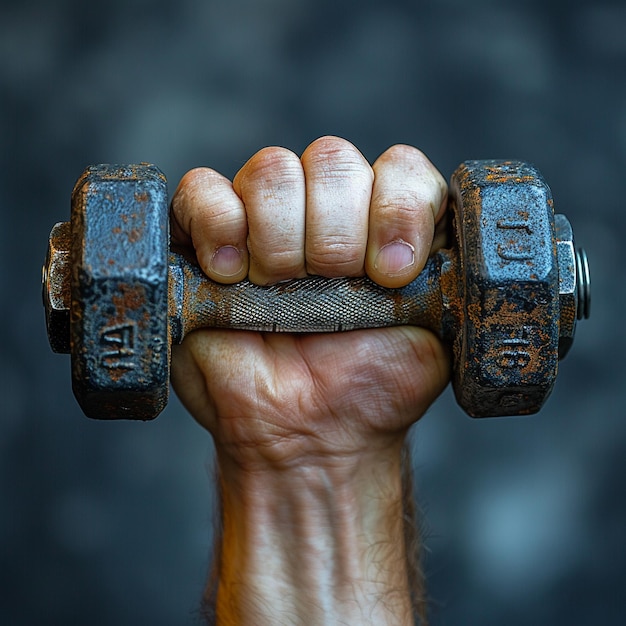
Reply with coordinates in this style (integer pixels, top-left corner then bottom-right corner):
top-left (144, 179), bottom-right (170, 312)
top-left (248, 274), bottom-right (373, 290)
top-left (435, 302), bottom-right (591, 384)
top-left (203, 444), bottom-right (421, 626)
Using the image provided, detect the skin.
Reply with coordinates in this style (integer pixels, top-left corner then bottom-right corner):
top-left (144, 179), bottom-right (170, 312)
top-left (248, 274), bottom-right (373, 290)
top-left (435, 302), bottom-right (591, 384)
top-left (170, 136), bottom-right (451, 625)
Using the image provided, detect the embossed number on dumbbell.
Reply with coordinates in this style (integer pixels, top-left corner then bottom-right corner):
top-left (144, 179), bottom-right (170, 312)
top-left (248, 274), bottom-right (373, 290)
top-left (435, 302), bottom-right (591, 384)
top-left (491, 326), bottom-right (534, 371)
top-left (43, 160), bottom-right (590, 420)
top-left (100, 323), bottom-right (137, 370)
top-left (496, 218), bottom-right (533, 262)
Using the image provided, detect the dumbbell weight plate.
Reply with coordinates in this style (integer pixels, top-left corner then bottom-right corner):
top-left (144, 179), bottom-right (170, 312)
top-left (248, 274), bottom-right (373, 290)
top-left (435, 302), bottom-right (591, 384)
top-left (450, 161), bottom-right (560, 417)
top-left (43, 160), bottom-right (589, 420)
top-left (69, 164), bottom-right (170, 420)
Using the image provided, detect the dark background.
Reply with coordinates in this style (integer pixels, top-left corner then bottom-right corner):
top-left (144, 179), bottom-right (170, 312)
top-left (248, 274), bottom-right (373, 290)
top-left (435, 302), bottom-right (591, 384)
top-left (1, 0), bottom-right (623, 624)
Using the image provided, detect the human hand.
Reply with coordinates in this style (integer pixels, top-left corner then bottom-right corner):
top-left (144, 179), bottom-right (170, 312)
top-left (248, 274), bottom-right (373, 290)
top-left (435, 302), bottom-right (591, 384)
top-left (169, 136), bottom-right (450, 625)
top-left (170, 136), bottom-right (449, 471)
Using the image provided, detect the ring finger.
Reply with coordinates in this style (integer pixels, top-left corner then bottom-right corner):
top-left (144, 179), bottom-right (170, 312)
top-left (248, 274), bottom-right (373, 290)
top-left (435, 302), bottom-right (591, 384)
top-left (233, 147), bottom-right (307, 285)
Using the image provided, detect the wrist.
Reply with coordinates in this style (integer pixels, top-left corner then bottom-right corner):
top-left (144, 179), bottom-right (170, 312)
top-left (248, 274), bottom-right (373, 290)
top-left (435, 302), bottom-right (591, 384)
top-left (213, 440), bottom-right (414, 625)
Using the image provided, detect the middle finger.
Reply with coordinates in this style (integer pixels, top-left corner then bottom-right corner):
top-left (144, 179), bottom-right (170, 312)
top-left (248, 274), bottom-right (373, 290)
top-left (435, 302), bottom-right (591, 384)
top-left (301, 136), bottom-right (374, 277)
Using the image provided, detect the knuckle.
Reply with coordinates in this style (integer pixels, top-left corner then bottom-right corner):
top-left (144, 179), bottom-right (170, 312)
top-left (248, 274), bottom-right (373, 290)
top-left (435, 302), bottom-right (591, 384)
top-left (303, 136), bottom-right (373, 181)
top-left (307, 237), bottom-right (364, 274)
top-left (171, 168), bottom-right (241, 242)
top-left (381, 143), bottom-right (417, 159)
top-left (374, 195), bottom-right (429, 224)
top-left (181, 168), bottom-right (233, 208)
top-left (236, 147), bottom-right (302, 190)
top-left (378, 144), bottom-right (430, 168)
top-left (172, 167), bottom-right (222, 210)
top-left (369, 194), bottom-right (435, 259)
top-left (249, 248), bottom-right (305, 284)
top-left (377, 144), bottom-right (447, 189)
top-left (374, 145), bottom-right (448, 222)
top-left (256, 248), bottom-right (303, 270)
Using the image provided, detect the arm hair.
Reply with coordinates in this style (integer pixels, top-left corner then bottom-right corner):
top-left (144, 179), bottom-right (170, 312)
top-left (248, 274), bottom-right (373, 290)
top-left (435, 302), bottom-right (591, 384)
top-left (200, 438), bottom-right (428, 626)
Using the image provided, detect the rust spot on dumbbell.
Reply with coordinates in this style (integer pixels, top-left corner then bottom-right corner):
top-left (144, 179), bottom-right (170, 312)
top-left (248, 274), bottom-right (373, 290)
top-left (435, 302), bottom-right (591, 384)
top-left (43, 160), bottom-right (590, 420)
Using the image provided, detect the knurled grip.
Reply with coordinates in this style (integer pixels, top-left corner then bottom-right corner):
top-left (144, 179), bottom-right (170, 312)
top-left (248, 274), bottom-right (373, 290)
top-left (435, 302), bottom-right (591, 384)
top-left (42, 160), bottom-right (591, 420)
top-left (169, 250), bottom-right (456, 343)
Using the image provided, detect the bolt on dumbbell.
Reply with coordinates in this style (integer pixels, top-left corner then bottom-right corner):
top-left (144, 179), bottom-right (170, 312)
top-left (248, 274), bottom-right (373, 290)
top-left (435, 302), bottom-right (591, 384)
top-left (43, 160), bottom-right (590, 420)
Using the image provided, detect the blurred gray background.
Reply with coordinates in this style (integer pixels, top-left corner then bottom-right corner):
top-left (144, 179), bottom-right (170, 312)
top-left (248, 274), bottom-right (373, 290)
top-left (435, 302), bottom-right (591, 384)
top-left (1, 0), bottom-right (623, 624)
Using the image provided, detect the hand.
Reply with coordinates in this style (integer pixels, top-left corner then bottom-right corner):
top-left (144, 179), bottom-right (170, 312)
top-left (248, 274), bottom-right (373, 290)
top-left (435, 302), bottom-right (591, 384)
top-left (170, 136), bottom-right (450, 625)
top-left (171, 136), bottom-right (449, 469)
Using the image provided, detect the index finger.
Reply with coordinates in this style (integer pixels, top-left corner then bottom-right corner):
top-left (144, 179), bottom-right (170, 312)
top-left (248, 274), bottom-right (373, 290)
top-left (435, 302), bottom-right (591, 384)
top-left (365, 145), bottom-right (447, 288)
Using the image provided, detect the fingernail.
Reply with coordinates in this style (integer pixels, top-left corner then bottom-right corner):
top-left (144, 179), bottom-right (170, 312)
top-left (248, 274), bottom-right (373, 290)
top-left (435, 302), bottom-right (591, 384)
top-left (209, 245), bottom-right (244, 278)
top-left (374, 240), bottom-right (415, 276)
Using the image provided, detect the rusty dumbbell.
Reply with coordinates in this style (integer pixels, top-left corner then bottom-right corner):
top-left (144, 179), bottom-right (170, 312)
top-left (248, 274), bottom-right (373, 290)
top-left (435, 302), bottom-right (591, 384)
top-left (43, 160), bottom-right (590, 420)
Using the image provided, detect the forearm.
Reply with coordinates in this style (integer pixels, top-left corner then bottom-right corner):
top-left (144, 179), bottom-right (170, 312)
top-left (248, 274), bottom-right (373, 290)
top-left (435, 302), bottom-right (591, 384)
top-left (209, 441), bottom-right (417, 626)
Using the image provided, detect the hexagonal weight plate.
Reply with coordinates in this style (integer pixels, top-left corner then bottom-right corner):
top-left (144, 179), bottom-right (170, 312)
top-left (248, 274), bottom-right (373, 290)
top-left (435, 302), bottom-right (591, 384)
top-left (70, 164), bottom-right (170, 420)
top-left (449, 160), bottom-right (560, 417)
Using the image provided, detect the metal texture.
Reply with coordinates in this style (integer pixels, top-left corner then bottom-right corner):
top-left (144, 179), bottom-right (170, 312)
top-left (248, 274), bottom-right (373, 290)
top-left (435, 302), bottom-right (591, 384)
top-left (556, 213), bottom-right (579, 359)
top-left (576, 247), bottom-right (591, 320)
top-left (43, 160), bottom-right (591, 420)
top-left (450, 160), bottom-right (560, 417)
top-left (69, 164), bottom-right (170, 420)
top-left (43, 221), bottom-right (71, 353)
top-left (169, 250), bottom-right (452, 340)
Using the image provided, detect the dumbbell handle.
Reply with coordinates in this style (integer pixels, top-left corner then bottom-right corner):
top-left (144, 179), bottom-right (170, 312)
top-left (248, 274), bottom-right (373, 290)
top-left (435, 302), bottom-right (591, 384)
top-left (168, 249), bottom-right (457, 343)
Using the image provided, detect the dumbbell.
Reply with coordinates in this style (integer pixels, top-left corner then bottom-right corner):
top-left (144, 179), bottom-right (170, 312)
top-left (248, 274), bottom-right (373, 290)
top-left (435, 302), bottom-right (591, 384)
top-left (42, 160), bottom-right (590, 420)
